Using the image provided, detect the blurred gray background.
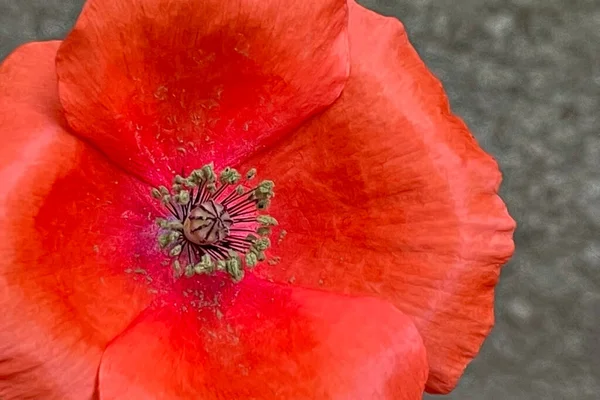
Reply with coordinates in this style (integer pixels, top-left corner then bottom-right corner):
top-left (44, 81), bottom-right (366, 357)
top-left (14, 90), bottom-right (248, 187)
top-left (1, 0), bottom-right (598, 398)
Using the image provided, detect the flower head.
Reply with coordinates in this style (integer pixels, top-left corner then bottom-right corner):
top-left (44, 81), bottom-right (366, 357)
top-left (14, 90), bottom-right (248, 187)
top-left (0, 0), bottom-right (515, 398)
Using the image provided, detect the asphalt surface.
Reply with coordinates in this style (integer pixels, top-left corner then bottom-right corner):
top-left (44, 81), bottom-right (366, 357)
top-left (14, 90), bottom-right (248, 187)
top-left (1, 0), bottom-right (598, 398)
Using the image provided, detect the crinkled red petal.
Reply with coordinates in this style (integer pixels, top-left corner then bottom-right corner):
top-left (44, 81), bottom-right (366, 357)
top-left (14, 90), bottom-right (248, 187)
top-left (56, 0), bottom-right (350, 186)
top-left (0, 42), bottom-right (163, 399)
top-left (242, 1), bottom-right (515, 393)
top-left (98, 275), bottom-right (428, 400)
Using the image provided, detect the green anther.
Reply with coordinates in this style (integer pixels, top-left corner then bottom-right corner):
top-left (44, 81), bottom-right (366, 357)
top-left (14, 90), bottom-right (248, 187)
top-left (253, 181), bottom-right (274, 210)
top-left (254, 237), bottom-right (271, 251)
top-left (177, 190), bottom-right (190, 204)
top-left (172, 184), bottom-right (182, 194)
top-left (257, 199), bottom-right (270, 210)
top-left (235, 185), bottom-right (245, 195)
top-left (156, 218), bottom-right (168, 228)
top-left (225, 253), bottom-right (244, 282)
top-left (216, 259), bottom-right (227, 271)
top-left (158, 186), bottom-right (169, 195)
top-left (158, 233), bottom-right (173, 248)
top-left (246, 168), bottom-right (257, 180)
top-left (201, 163), bottom-right (216, 182)
top-left (173, 175), bottom-right (185, 185)
top-left (257, 227), bottom-right (271, 236)
top-left (167, 220), bottom-right (183, 230)
top-left (228, 265), bottom-right (244, 282)
top-left (220, 167), bottom-right (241, 185)
top-left (189, 169), bottom-right (204, 184)
top-left (257, 215), bottom-right (278, 226)
top-left (184, 265), bottom-right (195, 277)
top-left (245, 252), bottom-right (258, 267)
top-left (255, 180), bottom-right (274, 197)
top-left (259, 181), bottom-right (273, 192)
top-left (169, 244), bottom-right (183, 256)
top-left (194, 254), bottom-right (215, 274)
top-left (151, 188), bottom-right (161, 199)
top-left (161, 194), bottom-right (172, 204)
top-left (207, 183), bottom-right (217, 193)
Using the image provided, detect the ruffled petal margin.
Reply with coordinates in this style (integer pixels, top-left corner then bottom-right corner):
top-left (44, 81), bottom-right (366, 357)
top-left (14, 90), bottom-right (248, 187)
top-left (56, 0), bottom-right (350, 187)
top-left (243, 1), bottom-right (516, 393)
top-left (0, 42), bottom-right (161, 399)
top-left (98, 275), bottom-right (428, 400)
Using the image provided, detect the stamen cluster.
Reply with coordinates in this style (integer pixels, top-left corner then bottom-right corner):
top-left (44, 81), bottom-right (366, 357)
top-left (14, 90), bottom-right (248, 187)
top-left (151, 164), bottom-right (277, 282)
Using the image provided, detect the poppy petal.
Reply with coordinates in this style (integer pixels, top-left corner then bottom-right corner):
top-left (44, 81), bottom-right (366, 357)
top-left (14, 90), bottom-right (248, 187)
top-left (0, 42), bottom-right (160, 399)
top-left (98, 275), bottom-right (428, 400)
top-left (244, 1), bottom-right (516, 393)
top-left (56, 0), bottom-right (350, 186)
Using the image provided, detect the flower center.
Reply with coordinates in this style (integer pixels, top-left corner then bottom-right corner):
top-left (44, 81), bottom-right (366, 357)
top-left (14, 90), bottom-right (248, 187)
top-left (183, 200), bottom-right (233, 245)
top-left (151, 164), bottom-right (277, 282)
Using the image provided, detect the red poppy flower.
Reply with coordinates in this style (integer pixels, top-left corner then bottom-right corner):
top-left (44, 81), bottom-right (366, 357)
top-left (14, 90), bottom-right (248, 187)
top-left (0, 0), bottom-right (515, 398)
